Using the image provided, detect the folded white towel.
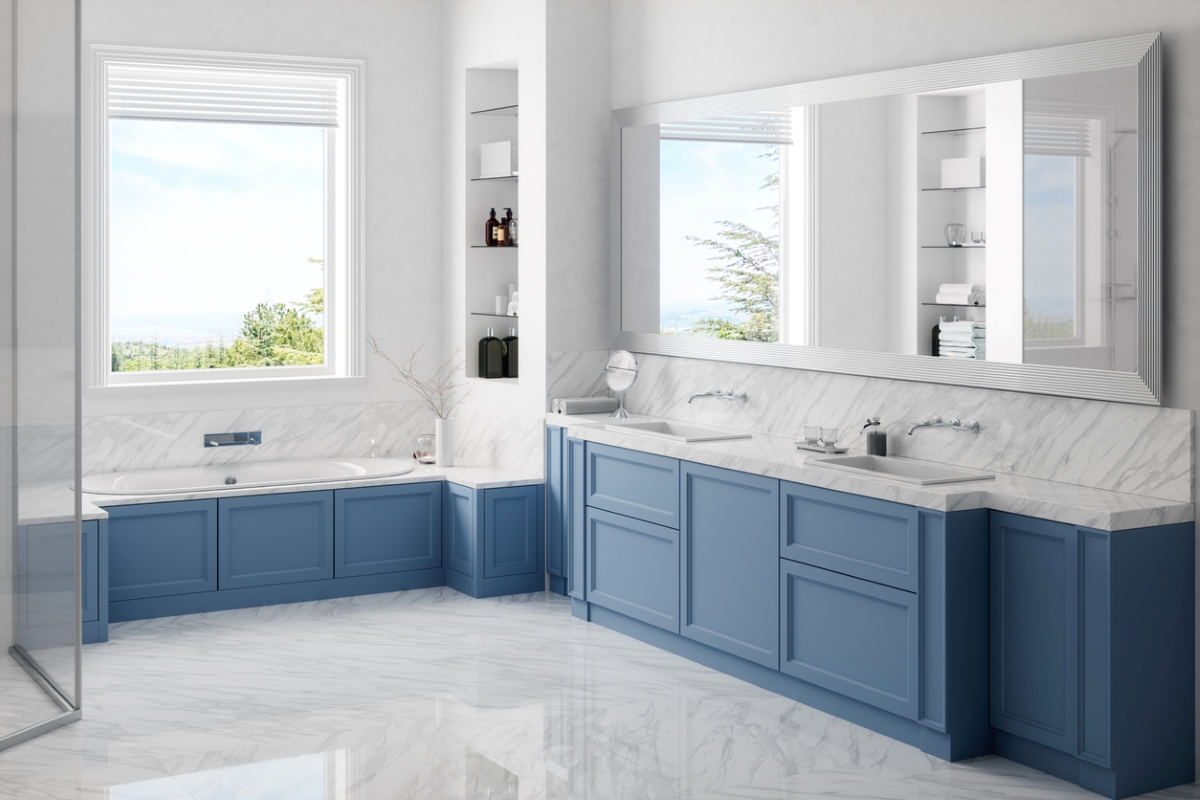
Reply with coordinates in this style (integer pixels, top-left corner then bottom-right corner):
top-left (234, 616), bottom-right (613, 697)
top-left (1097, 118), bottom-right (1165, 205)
top-left (939, 331), bottom-right (986, 343)
top-left (935, 291), bottom-right (983, 306)
top-left (940, 320), bottom-right (986, 331)
top-left (939, 283), bottom-right (981, 295)
top-left (940, 351), bottom-right (977, 359)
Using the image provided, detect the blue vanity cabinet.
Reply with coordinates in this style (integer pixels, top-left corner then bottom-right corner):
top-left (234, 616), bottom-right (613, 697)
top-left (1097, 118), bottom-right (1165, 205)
top-left (444, 482), bottom-right (544, 599)
top-left (681, 463), bottom-right (779, 668)
top-left (989, 511), bottom-right (1195, 799)
top-left (585, 506), bottom-right (679, 632)
top-left (333, 483), bottom-right (442, 578)
top-left (218, 491), bottom-right (334, 590)
top-left (585, 442), bottom-right (679, 528)
top-left (81, 519), bottom-right (109, 644)
top-left (108, 499), bottom-right (218, 601)
top-left (545, 425), bottom-right (566, 591)
top-left (566, 436), bottom-right (586, 601)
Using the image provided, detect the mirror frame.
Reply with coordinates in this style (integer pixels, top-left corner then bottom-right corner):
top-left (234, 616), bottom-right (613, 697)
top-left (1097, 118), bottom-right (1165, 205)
top-left (613, 33), bottom-right (1162, 405)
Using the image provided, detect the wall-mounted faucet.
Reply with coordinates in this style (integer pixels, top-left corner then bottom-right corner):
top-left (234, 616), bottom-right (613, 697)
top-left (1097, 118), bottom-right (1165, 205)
top-left (687, 389), bottom-right (748, 405)
top-left (204, 431), bottom-right (262, 447)
top-left (906, 416), bottom-right (980, 435)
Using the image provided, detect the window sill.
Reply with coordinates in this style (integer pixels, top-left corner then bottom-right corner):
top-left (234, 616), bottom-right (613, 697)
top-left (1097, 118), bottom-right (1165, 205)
top-left (86, 373), bottom-right (366, 397)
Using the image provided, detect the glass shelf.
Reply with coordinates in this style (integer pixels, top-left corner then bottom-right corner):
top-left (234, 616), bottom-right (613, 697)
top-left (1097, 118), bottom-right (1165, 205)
top-left (470, 312), bottom-right (518, 318)
top-left (920, 125), bottom-right (984, 135)
top-left (922, 302), bottom-right (986, 308)
top-left (922, 186), bottom-right (985, 192)
top-left (471, 104), bottom-right (518, 116)
top-left (471, 175), bottom-right (518, 182)
top-left (469, 245), bottom-right (518, 249)
top-left (922, 245), bottom-right (985, 249)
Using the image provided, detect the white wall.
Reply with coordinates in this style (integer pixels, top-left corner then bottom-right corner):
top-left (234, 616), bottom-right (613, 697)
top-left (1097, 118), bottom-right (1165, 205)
top-left (81, 0), bottom-right (446, 418)
top-left (0, 0), bottom-right (13, 655)
top-left (609, 0), bottom-right (1200, 776)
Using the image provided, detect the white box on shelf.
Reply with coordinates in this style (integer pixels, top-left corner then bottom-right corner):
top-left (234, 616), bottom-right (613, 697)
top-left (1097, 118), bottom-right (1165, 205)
top-left (480, 141), bottom-right (518, 178)
top-left (940, 157), bottom-right (986, 188)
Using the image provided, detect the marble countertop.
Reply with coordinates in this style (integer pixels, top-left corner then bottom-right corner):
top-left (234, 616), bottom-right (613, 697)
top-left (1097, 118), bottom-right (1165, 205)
top-left (19, 463), bottom-right (540, 520)
top-left (549, 413), bottom-right (1193, 532)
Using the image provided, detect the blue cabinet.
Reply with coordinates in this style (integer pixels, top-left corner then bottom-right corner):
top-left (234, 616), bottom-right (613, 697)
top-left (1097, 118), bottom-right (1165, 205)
top-left (990, 511), bottom-right (1194, 799)
top-left (108, 499), bottom-right (218, 601)
top-left (82, 519), bottom-right (109, 644)
top-left (444, 482), bottom-right (544, 599)
top-left (334, 483), bottom-right (441, 578)
top-left (780, 559), bottom-right (919, 719)
top-left (586, 506), bottom-right (679, 632)
top-left (545, 425), bottom-right (565, 582)
top-left (566, 436), bottom-right (586, 601)
top-left (681, 463), bottom-right (779, 668)
top-left (585, 442), bottom-right (679, 527)
top-left (218, 491), bottom-right (334, 589)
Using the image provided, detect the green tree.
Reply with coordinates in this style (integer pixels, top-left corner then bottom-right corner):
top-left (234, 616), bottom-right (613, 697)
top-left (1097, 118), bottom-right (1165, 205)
top-left (686, 147), bottom-right (780, 343)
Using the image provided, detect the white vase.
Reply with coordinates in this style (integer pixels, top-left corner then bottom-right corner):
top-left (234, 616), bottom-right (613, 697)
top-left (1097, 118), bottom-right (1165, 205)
top-left (435, 417), bottom-right (454, 467)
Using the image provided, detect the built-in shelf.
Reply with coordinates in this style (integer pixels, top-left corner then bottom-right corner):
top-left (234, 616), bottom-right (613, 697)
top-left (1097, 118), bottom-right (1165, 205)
top-left (470, 312), bottom-right (519, 319)
top-left (922, 245), bottom-right (985, 249)
top-left (469, 245), bottom-right (518, 249)
top-left (470, 175), bottom-right (518, 182)
top-left (466, 375), bottom-right (519, 384)
top-left (922, 302), bottom-right (987, 308)
top-left (470, 103), bottom-right (518, 116)
top-left (920, 125), bottom-right (985, 136)
top-left (921, 186), bottom-right (985, 192)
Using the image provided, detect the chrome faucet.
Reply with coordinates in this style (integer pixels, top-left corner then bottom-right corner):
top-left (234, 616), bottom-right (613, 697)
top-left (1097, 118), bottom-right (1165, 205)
top-left (906, 416), bottom-right (980, 435)
top-left (687, 388), bottom-right (748, 405)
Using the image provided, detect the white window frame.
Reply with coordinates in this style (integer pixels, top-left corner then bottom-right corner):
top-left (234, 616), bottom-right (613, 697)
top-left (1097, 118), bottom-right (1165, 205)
top-left (85, 45), bottom-right (365, 389)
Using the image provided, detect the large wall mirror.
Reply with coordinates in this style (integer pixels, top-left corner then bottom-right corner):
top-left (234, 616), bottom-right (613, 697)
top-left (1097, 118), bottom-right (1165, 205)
top-left (616, 34), bottom-right (1161, 404)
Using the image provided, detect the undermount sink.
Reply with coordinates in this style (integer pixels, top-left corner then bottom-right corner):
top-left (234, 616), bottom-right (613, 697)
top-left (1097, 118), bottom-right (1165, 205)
top-left (605, 420), bottom-right (752, 443)
top-left (806, 454), bottom-right (994, 485)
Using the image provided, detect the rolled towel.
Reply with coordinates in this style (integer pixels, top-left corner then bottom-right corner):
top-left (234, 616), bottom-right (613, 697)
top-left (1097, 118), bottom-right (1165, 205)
top-left (938, 283), bottom-right (981, 295)
top-left (552, 397), bottom-right (619, 415)
top-left (935, 291), bottom-right (983, 306)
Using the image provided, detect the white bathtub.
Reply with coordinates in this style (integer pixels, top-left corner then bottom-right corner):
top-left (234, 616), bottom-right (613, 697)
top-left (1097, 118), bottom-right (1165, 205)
top-left (81, 457), bottom-right (416, 496)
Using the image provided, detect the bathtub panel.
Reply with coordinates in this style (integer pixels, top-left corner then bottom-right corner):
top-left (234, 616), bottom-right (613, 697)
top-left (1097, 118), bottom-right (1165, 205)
top-left (218, 491), bottom-right (334, 590)
top-left (107, 500), bottom-right (218, 601)
top-left (334, 483), bottom-right (443, 578)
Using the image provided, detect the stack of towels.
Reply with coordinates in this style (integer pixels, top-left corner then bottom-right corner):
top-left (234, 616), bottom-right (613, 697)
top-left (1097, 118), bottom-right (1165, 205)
top-left (935, 283), bottom-right (985, 306)
top-left (939, 320), bottom-right (986, 360)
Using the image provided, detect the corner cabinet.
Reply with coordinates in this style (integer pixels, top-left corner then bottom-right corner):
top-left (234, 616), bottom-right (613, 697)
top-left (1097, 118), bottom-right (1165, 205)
top-left (443, 482), bottom-right (543, 599)
top-left (562, 437), bottom-right (1194, 799)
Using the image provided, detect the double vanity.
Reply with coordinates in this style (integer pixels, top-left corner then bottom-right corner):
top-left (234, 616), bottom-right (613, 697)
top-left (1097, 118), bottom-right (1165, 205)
top-left (546, 414), bottom-right (1194, 800)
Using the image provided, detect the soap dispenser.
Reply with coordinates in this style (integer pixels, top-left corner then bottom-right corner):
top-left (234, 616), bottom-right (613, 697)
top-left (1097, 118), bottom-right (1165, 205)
top-left (501, 327), bottom-right (518, 377)
top-left (863, 417), bottom-right (886, 456)
top-left (478, 328), bottom-right (503, 378)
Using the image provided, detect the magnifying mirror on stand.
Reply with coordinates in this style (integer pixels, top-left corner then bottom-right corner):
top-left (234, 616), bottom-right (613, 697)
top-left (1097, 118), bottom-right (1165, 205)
top-left (603, 350), bottom-right (638, 419)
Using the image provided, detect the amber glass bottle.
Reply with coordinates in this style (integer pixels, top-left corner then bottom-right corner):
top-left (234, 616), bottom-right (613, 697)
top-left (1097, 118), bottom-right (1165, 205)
top-left (484, 208), bottom-right (499, 246)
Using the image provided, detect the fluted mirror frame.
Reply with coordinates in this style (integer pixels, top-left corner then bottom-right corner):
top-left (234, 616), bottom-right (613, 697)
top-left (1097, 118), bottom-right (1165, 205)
top-left (613, 33), bottom-right (1162, 406)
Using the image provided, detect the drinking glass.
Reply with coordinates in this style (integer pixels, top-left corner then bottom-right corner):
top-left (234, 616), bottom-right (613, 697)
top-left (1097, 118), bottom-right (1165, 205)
top-left (820, 426), bottom-right (839, 446)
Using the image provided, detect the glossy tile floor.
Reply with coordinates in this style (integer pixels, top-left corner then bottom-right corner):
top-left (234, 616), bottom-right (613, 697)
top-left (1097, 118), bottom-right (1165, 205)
top-left (0, 588), bottom-right (1196, 799)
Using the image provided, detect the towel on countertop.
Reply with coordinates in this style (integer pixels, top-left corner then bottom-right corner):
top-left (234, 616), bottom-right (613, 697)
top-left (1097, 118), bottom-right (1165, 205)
top-left (552, 397), bottom-right (619, 415)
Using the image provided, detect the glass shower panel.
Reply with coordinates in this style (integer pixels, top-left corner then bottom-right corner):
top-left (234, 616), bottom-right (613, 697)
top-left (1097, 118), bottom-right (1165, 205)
top-left (1, 0), bottom-right (82, 748)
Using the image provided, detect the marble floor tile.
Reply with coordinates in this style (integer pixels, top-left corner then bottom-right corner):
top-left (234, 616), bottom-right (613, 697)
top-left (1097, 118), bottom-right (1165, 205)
top-left (0, 657), bottom-right (65, 739)
top-left (0, 587), bottom-right (1195, 800)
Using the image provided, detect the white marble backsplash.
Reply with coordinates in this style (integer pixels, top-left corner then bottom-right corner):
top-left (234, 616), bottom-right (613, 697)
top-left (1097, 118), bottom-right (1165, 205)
top-left (546, 350), bottom-right (611, 409)
top-left (616, 354), bottom-right (1193, 503)
top-left (451, 404), bottom-right (545, 477)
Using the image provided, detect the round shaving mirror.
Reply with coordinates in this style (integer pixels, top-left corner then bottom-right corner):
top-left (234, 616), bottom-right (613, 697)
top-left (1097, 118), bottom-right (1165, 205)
top-left (603, 350), bottom-right (638, 419)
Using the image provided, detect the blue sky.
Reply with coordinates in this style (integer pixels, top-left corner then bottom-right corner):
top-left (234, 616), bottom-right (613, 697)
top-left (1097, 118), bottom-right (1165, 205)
top-left (109, 119), bottom-right (325, 345)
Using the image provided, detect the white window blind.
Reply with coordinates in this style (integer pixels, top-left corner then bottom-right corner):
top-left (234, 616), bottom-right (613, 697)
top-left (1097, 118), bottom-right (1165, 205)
top-left (661, 111), bottom-right (793, 145)
top-left (106, 64), bottom-right (341, 127)
top-left (1025, 114), bottom-right (1091, 157)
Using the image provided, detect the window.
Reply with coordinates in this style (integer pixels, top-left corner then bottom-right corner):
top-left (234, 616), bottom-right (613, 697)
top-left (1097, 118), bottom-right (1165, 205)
top-left (88, 47), bottom-right (364, 386)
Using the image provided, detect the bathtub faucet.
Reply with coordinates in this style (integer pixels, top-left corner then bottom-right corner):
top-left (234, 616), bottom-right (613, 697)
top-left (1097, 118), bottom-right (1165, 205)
top-left (203, 431), bottom-right (262, 448)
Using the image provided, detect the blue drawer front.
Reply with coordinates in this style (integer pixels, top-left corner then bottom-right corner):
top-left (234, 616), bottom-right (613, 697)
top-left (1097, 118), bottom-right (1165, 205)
top-left (780, 481), bottom-right (920, 592)
top-left (585, 442), bottom-right (680, 528)
top-left (586, 506), bottom-right (679, 632)
top-left (334, 483), bottom-right (442, 578)
top-left (990, 511), bottom-right (1079, 755)
top-left (681, 463), bottom-right (779, 668)
top-left (219, 491), bottom-right (334, 589)
top-left (81, 521), bottom-right (99, 623)
top-left (546, 426), bottom-right (565, 577)
top-left (780, 559), bottom-right (919, 720)
top-left (484, 485), bottom-right (542, 578)
top-left (444, 482), bottom-right (478, 577)
top-left (108, 500), bottom-right (218, 601)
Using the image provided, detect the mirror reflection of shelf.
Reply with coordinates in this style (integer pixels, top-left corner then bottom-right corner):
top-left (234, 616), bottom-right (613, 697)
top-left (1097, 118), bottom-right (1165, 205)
top-left (920, 126), bottom-right (985, 136)
top-left (921, 186), bottom-right (985, 192)
top-left (470, 103), bottom-right (518, 116)
top-left (469, 245), bottom-right (518, 249)
top-left (922, 245), bottom-right (985, 249)
top-left (471, 175), bottom-right (517, 182)
top-left (470, 312), bottom-right (518, 318)
top-left (922, 302), bottom-right (986, 308)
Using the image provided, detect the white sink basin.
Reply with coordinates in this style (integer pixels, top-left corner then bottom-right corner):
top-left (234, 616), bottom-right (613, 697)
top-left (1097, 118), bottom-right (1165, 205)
top-left (806, 454), bottom-right (994, 485)
top-left (606, 420), bottom-right (752, 443)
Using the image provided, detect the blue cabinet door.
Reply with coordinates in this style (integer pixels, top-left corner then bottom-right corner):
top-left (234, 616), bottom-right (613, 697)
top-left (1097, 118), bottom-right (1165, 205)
top-left (586, 506), bottom-right (679, 632)
top-left (990, 511), bottom-right (1079, 755)
top-left (334, 483), bottom-right (442, 578)
top-left (545, 426), bottom-right (565, 578)
top-left (81, 521), bottom-right (99, 623)
top-left (780, 481), bottom-right (920, 592)
top-left (218, 491), bottom-right (334, 589)
top-left (681, 463), bottom-right (779, 668)
top-left (780, 559), bottom-right (919, 720)
top-left (484, 485), bottom-right (542, 578)
top-left (108, 500), bottom-right (218, 601)
top-left (444, 482), bottom-right (478, 577)
top-left (585, 442), bottom-right (680, 528)
top-left (566, 436), bottom-right (586, 600)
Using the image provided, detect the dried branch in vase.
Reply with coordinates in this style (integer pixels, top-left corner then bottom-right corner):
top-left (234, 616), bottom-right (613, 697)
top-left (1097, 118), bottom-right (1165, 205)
top-left (367, 335), bottom-right (471, 420)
